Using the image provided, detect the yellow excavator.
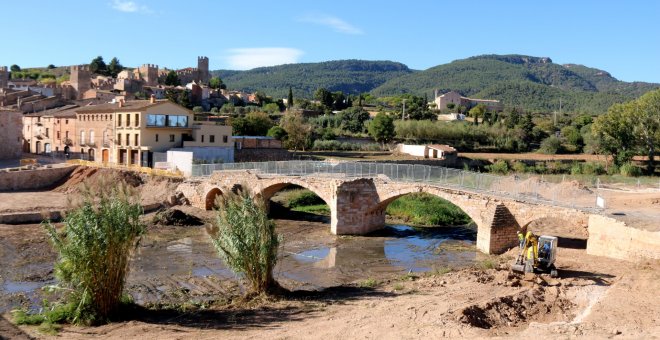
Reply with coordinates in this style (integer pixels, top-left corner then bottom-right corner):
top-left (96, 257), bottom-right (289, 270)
top-left (511, 231), bottom-right (559, 278)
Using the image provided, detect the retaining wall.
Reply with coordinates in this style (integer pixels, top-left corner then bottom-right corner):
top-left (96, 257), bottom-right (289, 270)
top-left (0, 165), bottom-right (77, 191)
top-left (587, 214), bottom-right (660, 261)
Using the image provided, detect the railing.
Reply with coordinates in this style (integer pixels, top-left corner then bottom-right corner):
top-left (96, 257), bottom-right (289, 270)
top-left (191, 161), bottom-right (600, 210)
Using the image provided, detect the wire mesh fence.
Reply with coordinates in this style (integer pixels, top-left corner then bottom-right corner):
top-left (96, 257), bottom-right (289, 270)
top-left (192, 161), bottom-right (600, 210)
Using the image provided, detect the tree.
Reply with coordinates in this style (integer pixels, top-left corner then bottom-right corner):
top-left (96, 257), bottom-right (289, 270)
top-left (521, 112), bottom-right (535, 146)
top-left (232, 112), bottom-right (275, 136)
top-left (207, 189), bottom-right (280, 295)
top-left (446, 103), bottom-right (456, 110)
top-left (89, 56), bottom-right (107, 76)
top-left (192, 106), bottom-right (204, 113)
top-left (635, 89), bottom-right (660, 174)
top-left (287, 87), bottom-right (293, 110)
top-left (107, 57), bottom-right (124, 78)
top-left (368, 112), bottom-right (395, 146)
top-left (10, 64), bottom-right (20, 72)
top-left (267, 126), bottom-right (287, 140)
top-left (209, 76), bottom-right (224, 89)
top-left (340, 107), bottom-right (370, 133)
top-left (469, 104), bottom-right (486, 126)
top-left (561, 125), bottom-right (583, 152)
top-left (314, 88), bottom-right (333, 108)
top-left (281, 112), bottom-right (312, 151)
top-left (165, 71), bottom-right (180, 86)
top-left (47, 64), bottom-right (56, 69)
top-left (592, 101), bottom-right (638, 166)
top-left (506, 107), bottom-right (521, 129)
top-left (539, 136), bottom-right (562, 154)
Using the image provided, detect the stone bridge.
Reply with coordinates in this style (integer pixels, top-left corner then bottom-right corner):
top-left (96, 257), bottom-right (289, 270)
top-left (177, 170), bottom-right (593, 255)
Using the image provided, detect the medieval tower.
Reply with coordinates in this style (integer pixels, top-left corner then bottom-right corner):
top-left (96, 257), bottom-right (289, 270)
top-left (70, 65), bottom-right (91, 99)
top-left (138, 64), bottom-right (159, 86)
top-left (0, 66), bottom-right (8, 89)
top-left (197, 56), bottom-right (209, 84)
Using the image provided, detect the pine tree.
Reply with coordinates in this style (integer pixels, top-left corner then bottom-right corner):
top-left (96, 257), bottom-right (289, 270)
top-left (287, 87), bottom-right (293, 110)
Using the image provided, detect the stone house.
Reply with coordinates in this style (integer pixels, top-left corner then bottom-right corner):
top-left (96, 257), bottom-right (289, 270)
top-left (0, 110), bottom-right (23, 160)
top-left (397, 143), bottom-right (457, 160)
top-left (22, 105), bottom-right (78, 155)
top-left (433, 90), bottom-right (503, 112)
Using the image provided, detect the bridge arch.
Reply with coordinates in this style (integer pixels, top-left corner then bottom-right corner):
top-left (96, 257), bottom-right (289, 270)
top-left (259, 178), bottom-right (332, 207)
top-left (370, 186), bottom-right (485, 229)
top-left (205, 187), bottom-right (223, 210)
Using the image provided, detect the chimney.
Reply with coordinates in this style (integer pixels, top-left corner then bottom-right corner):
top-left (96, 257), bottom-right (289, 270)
top-left (118, 99), bottom-right (124, 108)
top-left (150, 94), bottom-right (156, 104)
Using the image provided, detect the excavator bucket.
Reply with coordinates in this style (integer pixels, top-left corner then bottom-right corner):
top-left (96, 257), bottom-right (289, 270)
top-left (511, 255), bottom-right (526, 273)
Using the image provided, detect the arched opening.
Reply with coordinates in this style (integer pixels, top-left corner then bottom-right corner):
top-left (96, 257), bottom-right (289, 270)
top-left (205, 188), bottom-right (223, 210)
top-left (88, 148), bottom-right (95, 161)
top-left (523, 217), bottom-right (588, 249)
top-left (35, 141), bottom-right (41, 154)
top-left (261, 182), bottom-right (330, 223)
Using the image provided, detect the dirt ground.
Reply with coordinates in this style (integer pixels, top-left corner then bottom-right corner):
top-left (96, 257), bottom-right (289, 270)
top-left (1, 167), bottom-right (659, 339)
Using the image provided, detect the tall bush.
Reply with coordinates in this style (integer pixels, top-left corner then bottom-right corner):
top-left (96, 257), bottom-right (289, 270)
top-left (43, 178), bottom-right (144, 324)
top-left (207, 189), bottom-right (280, 295)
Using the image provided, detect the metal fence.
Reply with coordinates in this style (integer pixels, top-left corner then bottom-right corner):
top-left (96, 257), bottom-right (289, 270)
top-left (192, 161), bottom-right (600, 210)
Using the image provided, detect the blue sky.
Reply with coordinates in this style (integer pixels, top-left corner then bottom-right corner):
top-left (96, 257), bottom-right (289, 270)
top-left (2, 0), bottom-right (659, 82)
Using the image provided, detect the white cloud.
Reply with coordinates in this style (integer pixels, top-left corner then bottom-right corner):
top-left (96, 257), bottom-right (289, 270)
top-left (110, 0), bottom-right (151, 13)
top-left (225, 48), bottom-right (304, 70)
top-left (298, 14), bottom-right (364, 35)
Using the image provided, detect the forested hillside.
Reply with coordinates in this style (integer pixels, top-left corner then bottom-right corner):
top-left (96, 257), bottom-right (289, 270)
top-left (210, 60), bottom-right (413, 99)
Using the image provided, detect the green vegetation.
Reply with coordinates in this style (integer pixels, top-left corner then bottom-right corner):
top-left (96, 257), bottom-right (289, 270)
top-left (274, 189), bottom-right (330, 216)
top-left (207, 189), bottom-right (281, 295)
top-left (372, 54), bottom-right (658, 114)
top-left (211, 60), bottom-right (412, 98)
top-left (359, 278), bottom-right (379, 288)
top-left (165, 70), bottom-right (180, 86)
top-left (386, 193), bottom-right (472, 226)
top-left (231, 111), bottom-right (275, 136)
top-left (29, 179), bottom-right (145, 326)
top-left (312, 140), bottom-right (382, 151)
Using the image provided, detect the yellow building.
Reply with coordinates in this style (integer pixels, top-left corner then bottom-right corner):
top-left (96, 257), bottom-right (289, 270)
top-left (75, 98), bottom-right (232, 166)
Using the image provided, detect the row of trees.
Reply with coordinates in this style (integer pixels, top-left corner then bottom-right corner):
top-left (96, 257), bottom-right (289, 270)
top-left (89, 56), bottom-right (124, 78)
top-left (592, 89), bottom-right (660, 173)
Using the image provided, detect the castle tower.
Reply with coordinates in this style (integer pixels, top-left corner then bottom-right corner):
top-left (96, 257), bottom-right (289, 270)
top-left (197, 56), bottom-right (209, 85)
top-left (0, 66), bottom-right (8, 89)
top-left (139, 64), bottom-right (159, 86)
top-left (70, 65), bottom-right (91, 99)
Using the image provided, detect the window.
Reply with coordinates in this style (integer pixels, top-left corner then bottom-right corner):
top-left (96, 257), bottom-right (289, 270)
top-left (89, 130), bottom-right (95, 144)
top-left (169, 134), bottom-right (175, 142)
top-left (57, 131), bottom-right (60, 140)
top-left (155, 134), bottom-right (159, 142)
top-left (65, 131), bottom-right (69, 139)
top-left (117, 114), bottom-right (122, 126)
top-left (135, 114), bottom-right (139, 127)
top-left (80, 130), bottom-right (85, 144)
top-left (126, 114), bottom-right (130, 126)
top-left (65, 119), bottom-right (69, 125)
top-left (167, 115), bottom-right (188, 127)
top-left (134, 134), bottom-right (139, 146)
top-left (209, 135), bottom-right (215, 143)
top-left (201, 135), bottom-right (205, 143)
top-left (117, 133), bottom-right (121, 145)
top-left (147, 114), bottom-right (166, 126)
top-left (45, 128), bottom-right (49, 137)
top-left (223, 135), bottom-right (228, 143)
top-left (125, 134), bottom-right (130, 146)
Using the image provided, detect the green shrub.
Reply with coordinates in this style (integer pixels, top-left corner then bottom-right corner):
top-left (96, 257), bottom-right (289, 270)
top-left (511, 161), bottom-right (529, 173)
top-left (42, 178), bottom-right (145, 324)
top-left (606, 164), bottom-right (620, 175)
top-left (486, 160), bottom-right (509, 175)
top-left (582, 162), bottom-right (605, 175)
top-left (386, 193), bottom-right (472, 226)
top-left (207, 189), bottom-right (281, 294)
top-left (538, 136), bottom-right (562, 154)
top-left (289, 190), bottom-right (325, 207)
top-left (620, 162), bottom-right (642, 177)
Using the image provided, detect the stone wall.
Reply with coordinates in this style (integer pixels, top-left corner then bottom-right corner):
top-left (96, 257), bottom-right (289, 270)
top-left (0, 165), bottom-right (77, 191)
top-left (0, 111), bottom-right (22, 160)
top-left (587, 214), bottom-right (660, 261)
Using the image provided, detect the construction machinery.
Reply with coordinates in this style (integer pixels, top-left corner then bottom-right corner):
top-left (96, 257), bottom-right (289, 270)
top-left (511, 232), bottom-right (558, 278)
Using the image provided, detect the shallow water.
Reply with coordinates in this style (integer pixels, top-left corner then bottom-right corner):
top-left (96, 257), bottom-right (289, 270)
top-left (0, 220), bottom-right (477, 311)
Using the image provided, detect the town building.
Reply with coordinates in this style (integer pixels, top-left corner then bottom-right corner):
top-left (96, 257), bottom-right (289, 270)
top-left (433, 90), bottom-right (503, 112)
top-left (0, 109), bottom-right (23, 160)
top-left (22, 105), bottom-right (79, 155)
top-left (397, 143), bottom-right (457, 161)
top-left (73, 97), bottom-right (232, 167)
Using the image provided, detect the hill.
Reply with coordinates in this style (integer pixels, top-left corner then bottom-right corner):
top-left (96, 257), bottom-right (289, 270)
top-left (210, 60), bottom-right (413, 99)
top-left (372, 54), bottom-right (659, 114)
